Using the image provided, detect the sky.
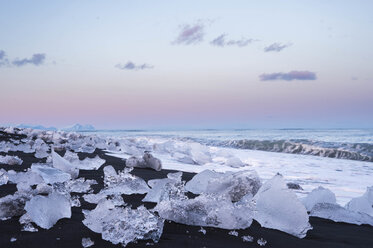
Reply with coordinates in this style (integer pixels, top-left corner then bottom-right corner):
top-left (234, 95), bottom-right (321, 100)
top-left (1, 0), bottom-right (373, 129)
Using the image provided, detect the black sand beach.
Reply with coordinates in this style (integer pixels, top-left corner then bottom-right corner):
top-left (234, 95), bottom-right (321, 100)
top-left (1, 131), bottom-right (373, 248)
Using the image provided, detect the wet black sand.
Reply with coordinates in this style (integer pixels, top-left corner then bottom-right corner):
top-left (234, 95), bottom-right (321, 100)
top-left (1, 132), bottom-right (373, 247)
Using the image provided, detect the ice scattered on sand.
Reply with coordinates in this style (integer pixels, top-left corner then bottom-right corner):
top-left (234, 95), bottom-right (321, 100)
top-left (242, 235), bottom-right (254, 242)
top-left (310, 203), bottom-right (373, 226)
top-left (228, 230), bottom-right (238, 236)
top-left (185, 169), bottom-right (261, 202)
top-left (301, 186), bottom-right (337, 211)
top-left (81, 237), bottom-right (94, 248)
top-left (52, 150), bottom-right (79, 179)
top-left (345, 186), bottom-right (373, 217)
top-left (252, 174), bottom-right (312, 238)
top-left (31, 164), bottom-right (71, 184)
top-left (257, 238), bottom-right (267, 246)
top-left (25, 192), bottom-right (71, 229)
top-left (83, 200), bottom-right (164, 247)
top-left (198, 227), bottom-right (206, 235)
top-left (0, 155), bottom-right (23, 165)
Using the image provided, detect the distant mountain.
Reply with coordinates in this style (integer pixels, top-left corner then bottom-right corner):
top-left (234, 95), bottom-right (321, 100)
top-left (16, 124), bottom-right (57, 131)
top-left (61, 124), bottom-right (95, 132)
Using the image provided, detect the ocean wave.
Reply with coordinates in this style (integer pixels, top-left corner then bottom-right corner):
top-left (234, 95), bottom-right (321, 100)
top-left (213, 139), bottom-right (373, 162)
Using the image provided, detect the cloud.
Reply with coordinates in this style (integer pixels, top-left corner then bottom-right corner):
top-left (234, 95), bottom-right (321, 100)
top-left (115, 61), bottom-right (153, 70)
top-left (12, 53), bottom-right (46, 67)
top-left (173, 23), bottom-right (205, 45)
top-left (264, 42), bottom-right (292, 52)
top-left (0, 50), bottom-right (9, 67)
top-left (210, 34), bottom-right (255, 47)
top-left (259, 71), bottom-right (317, 81)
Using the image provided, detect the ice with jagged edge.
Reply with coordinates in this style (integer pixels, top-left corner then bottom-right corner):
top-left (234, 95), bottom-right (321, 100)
top-left (31, 164), bottom-right (71, 184)
top-left (0, 155), bottom-right (23, 165)
top-left (143, 172), bottom-right (183, 203)
top-left (252, 174), bottom-right (312, 238)
top-left (301, 186), bottom-right (337, 211)
top-left (63, 150), bottom-right (105, 170)
top-left (25, 192), bottom-right (71, 229)
top-left (345, 186), bottom-right (373, 217)
top-left (0, 169), bottom-right (8, 186)
top-left (310, 203), bottom-right (373, 226)
top-left (82, 237), bottom-right (94, 247)
top-left (83, 199), bottom-right (164, 247)
top-left (185, 169), bottom-right (261, 202)
top-left (7, 170), bottom-right (44, 191)
top-left (0, 192), bottom-right (31, 219)
top-left (83, 166), bottom-right (149, 204)
top-left (52, 150), bottom-right (79, 178)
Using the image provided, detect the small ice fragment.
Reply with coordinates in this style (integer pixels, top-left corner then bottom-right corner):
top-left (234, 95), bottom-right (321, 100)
top-left (242, 235), bottom-right (254, 242)
top-left (10, 237), bottom-right (16, 242)
top-left (81, 237), bottom-right (94, 248)
top-left (257, 238), bottom-right (267, 246)
top-left (64, 150), bottom-right (105, 170)
top-left (252, 174), bottom-right (312, 238)
top-left (22, 223), bottom-right (38, 232)
top-left (301, 186), bottom-right (336, 211)
top-left (345, 186), bottom-right (373, 217)
top-left (228, 230), bottom-right (238, 236)
top-left (198, 227), bottom-right (206, 235)
top-left (71, 195), bottom-right (81, 207)
top-left (25, 192), bottom-right (71, 229)
top-left (126, 152), bottom-right (162, 171)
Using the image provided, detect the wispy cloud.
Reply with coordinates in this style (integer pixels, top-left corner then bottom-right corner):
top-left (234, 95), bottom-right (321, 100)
top-left (260, 71), bottom-right (317, 81)
top-left (12, 53), bottom-right (46, 67)
top-left (173, 23), bottom-right (205, 45)
top-left (264, 42), bottom-right (292, 52)
top-left (210, 34), bottom-right (255, 47)
top-left (115, 61), bottom-right (153, 70)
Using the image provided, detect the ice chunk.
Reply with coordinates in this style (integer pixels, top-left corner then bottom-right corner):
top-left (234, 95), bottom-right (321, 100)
top-left (228, 230), bottom-right (238, 236)
top-left (171, 152), bottom-right (195, 164)
top-left (7, 170), bottom-right (43, 191)
top-left (71, 195), bottom-right (81, 207)
top-left (252, 174), bottom-right (312, 238)
top-left (185, 170), bottom-right (261, 202)
top-left (65, 178), bottom-right (97, 193)
top-left (126, 152), bottom-right (162, 171)
top-left (0, 155), bottom-right (23, 165)
top-left (31, 164), bottom-right (71, 184)
top-left (22, 223), bottom-right (38, 232)
top-left (257, 238), bottom-right (267, 246)
top-left (0, 193), bottom-right (30, 219)
top-left (345, 186), bottom-right (373, 217)
top-left (242, 235), bottom-right (254, 242)
top-left (155, 194), bottom-right (253, 229)
top-left (310, 203), bottom-right (373, 226)
top-left (143, 172), bottom-right (183, 203)
top-left (64, 150), bottom-right (105, 170)
top-left (198, 227), bottom-right (206, 234)
top-left (83, 200), bottom-right (164, 247)
top-left (25, 192), bottom-right (71, 229)
top-left (0, 169), bottom-right (8, 186)
top-left (224, 157), bottom-right (246, 168)
top-left (301, 186), bottom-right (336, 211)
top-left (82, 237), bottom-right (94, 248)
top-left (10, 237), bottom-right (16, 242)
top-left (189, 143), bottom-right (211, 165)
top-left (52, 150), bottom-right (79, 178)
top-left (84, 166), bottom-right (149, 204)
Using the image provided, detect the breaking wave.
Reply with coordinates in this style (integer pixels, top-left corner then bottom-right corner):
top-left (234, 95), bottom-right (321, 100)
top-left (212, 139), bottom-right (373, 162)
